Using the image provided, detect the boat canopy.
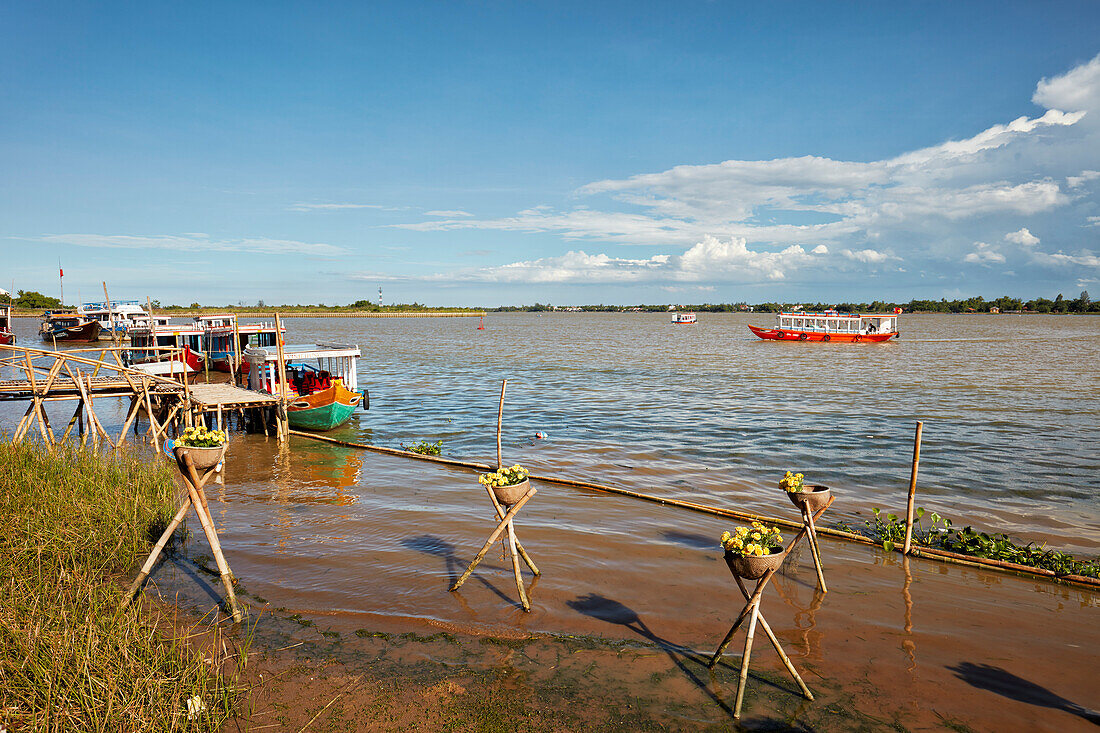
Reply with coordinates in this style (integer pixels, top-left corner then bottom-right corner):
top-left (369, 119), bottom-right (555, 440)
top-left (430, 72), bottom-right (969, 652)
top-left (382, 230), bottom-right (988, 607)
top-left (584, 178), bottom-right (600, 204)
top-left (244, 343), bottom-right (360, 393)
top-left (776, 312), bottom-right (898, 334)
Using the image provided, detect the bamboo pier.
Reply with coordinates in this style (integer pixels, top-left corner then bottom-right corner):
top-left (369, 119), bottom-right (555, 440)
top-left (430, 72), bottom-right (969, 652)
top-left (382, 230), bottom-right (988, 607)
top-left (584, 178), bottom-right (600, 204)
top-left (0, 344), bottom-right (288, 446)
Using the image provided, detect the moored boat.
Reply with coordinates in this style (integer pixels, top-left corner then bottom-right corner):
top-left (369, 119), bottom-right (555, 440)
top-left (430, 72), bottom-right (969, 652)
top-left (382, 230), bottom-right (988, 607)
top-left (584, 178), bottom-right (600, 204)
top-left (128, 319), bottom-right (205, 371)
top-left (748, 310), bottom-right (900, 342)
top-left (196, 315), bottom-right (284, 372)
top-left (0, 301), bottom-right (14, 345)
top-left (39, 310), bottom-right (102, 342)
top-left (77, 301), bottom-right (149, 341)
top-left (672, 312), bottom-right (697, 324)
top-left (244, 343), bottom-right (366, 431)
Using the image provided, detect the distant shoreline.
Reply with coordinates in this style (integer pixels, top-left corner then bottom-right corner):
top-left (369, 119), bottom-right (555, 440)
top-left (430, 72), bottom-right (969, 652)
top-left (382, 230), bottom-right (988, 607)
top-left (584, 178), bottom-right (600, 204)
top-left (12, 309), bottom-right (484, 318)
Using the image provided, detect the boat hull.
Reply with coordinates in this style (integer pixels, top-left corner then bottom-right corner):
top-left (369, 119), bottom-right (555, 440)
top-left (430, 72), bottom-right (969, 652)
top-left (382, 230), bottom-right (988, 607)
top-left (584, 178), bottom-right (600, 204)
top-left (287, 381), bottom-right (362, 431)
top-left (748, 325), bottom-right (896, 342)
top-left (0, 331), bottom-right (14, 345)
top-left (40, 321), bottom-right (102, 342)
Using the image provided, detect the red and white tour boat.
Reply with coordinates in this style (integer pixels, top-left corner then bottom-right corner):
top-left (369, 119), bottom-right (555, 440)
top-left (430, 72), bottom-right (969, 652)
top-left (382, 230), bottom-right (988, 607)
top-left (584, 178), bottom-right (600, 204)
top-left (749, 309), bottom-right (901, 342)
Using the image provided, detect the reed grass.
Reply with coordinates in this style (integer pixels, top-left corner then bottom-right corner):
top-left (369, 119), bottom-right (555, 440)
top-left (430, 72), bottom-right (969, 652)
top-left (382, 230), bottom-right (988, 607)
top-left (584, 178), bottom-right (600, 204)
top-left (0, 440), bottom-right (246, 731)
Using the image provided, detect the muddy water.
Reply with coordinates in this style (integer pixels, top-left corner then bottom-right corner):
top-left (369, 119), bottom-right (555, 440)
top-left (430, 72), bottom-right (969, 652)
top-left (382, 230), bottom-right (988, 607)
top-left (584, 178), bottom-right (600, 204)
top-left (4, 313), bottom-right (1099, 730)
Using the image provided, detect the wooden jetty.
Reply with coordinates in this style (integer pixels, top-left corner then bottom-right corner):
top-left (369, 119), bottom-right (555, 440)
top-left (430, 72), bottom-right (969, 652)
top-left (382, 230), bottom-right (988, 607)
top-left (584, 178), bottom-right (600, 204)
top-left (0, 343), bottom-right (288, 446)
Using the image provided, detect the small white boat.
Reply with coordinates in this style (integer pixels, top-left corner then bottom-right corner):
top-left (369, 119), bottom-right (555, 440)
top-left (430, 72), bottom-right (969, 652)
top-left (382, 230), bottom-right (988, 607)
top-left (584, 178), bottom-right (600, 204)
top-left (672, 312), bottom-right (697, 324)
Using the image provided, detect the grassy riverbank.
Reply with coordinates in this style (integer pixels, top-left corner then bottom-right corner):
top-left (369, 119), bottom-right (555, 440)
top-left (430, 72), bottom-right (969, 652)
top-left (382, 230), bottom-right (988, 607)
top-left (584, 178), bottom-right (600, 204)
top-left (0, 442), bottom-right (245, 731)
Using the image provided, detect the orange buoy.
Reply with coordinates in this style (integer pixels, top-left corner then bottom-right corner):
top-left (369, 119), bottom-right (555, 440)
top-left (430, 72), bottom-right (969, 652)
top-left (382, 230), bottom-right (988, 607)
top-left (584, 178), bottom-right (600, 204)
top-left (477, 316), bottom-right (485, 330)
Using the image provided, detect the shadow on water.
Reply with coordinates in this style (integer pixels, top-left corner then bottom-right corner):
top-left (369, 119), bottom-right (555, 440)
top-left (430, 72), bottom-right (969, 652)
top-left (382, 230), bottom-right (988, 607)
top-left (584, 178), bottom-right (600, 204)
top-left (661, 529), bottom-right (718, 550)
top-left (162, 554), bottom-right (227, 612)
top-left (402, 534), bottom-right (462, 587)
top-left (948, 662), bottom-right (1100, 726)
top-left (567, 592), bottom-right (812, 729)
top-left (403, 533), bottom-right (533, 611)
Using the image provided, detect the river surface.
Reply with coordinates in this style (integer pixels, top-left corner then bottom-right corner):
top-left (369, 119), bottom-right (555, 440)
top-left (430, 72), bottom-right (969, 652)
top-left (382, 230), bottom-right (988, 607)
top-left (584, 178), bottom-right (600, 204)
top-left (3, 312), bottom-right (1099, 730)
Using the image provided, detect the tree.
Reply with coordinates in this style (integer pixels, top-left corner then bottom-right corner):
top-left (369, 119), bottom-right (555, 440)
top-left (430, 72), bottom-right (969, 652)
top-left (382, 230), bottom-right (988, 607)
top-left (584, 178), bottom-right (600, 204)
top-left (13, 290), bottom-right (62, 309)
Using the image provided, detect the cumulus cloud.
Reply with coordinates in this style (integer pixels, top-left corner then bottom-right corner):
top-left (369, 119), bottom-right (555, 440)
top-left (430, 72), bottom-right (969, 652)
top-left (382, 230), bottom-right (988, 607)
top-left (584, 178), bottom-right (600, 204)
top-left (1067, 170), bottom-right (1100, 188)
top-left (36, 233), bottom-right (349, 256)
top-left (841, 248), bottom-right (890, 263)
top-left (1033, 54), bottom-right (1100, 112)
top-left (353, 235), bottom-right (828, 285)
top-left (391, 54), bottom-right (1100, 288)
top-left (964, 242), bottom-right (1006, 264)
top-left (1005, 228), bottom-right (1040, 246)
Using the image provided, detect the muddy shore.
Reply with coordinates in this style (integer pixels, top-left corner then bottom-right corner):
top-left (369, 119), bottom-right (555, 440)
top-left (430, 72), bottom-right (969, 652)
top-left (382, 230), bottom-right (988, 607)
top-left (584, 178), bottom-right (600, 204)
top-left (152, 528), bottom-right (1099, 732)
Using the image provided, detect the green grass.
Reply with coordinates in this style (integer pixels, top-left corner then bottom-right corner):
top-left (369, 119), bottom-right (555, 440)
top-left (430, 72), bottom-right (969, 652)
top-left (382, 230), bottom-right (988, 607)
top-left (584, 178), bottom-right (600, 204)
top-left (0, 440), bottom-right (246, 731)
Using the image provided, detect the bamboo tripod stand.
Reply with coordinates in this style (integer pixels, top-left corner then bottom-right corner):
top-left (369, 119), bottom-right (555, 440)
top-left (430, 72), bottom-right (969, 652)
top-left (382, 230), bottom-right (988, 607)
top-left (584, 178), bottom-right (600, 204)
top-left (791, 489), bottom-right (832, 593)
top-left (449, 380), bottom-right (541, 612)
top-left (122, 449), bottom-right (244, 623)
top-left (707, 497), bottom-right (834, 719)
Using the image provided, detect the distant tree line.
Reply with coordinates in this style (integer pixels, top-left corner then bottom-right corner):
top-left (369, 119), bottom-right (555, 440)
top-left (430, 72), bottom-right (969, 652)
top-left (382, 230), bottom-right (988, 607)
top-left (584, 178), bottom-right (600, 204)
top-left (8, 290), bottom-right (1095, 314)
top-left (490, 292), bottom-right (1097, 314)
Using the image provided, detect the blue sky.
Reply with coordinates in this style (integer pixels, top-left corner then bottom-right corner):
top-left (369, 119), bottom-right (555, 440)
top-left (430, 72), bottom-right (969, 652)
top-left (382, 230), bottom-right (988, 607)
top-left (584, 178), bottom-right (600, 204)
top-left (2, 1), bottom-right (1099, 306)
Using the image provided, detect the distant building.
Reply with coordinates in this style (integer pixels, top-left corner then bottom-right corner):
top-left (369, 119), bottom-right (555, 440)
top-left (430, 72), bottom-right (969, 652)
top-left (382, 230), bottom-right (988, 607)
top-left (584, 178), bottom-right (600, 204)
top-left (990, 307), bottom-right (1000, 313)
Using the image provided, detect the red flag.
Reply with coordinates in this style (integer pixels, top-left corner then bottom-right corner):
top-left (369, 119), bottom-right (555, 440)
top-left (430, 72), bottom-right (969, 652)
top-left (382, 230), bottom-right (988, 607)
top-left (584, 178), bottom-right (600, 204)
top-left (59, 268), bottom-right (64, 278)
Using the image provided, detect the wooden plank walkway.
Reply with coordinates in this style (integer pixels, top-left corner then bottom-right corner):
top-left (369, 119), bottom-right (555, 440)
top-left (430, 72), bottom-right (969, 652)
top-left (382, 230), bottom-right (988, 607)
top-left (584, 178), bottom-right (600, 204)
top-left (187, 383), bottom-right (277, 409)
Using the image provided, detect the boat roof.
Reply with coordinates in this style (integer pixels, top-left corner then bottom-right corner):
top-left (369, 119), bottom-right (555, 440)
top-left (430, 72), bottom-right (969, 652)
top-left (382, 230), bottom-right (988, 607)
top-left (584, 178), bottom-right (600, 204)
top-left (243, 342), bottom-right (360, 363)
top-left (779, 311), bottom-right (899, 318)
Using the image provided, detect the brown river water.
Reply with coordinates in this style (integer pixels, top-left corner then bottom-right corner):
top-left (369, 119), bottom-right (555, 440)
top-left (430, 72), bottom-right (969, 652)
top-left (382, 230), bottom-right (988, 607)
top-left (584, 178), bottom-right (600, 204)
top-left (4, 313), bottom-right (1099, 730)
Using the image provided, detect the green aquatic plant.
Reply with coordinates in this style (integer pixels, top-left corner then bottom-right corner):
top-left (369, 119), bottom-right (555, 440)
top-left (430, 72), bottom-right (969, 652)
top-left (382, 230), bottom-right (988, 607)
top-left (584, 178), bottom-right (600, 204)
top-left (401, 439), bottom-right (443, 456)
top-left (850, 506), bottom-right (1099, 578)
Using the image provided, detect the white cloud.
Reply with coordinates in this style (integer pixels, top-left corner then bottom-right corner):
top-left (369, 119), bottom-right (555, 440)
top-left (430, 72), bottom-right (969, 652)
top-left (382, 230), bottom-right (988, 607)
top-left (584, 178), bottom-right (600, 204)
top-left (1005, 228), bottom-right (1040, 246)
top-left (963, 242), bottom-right (1006, 264)
top-left (35, 233), bottom-right (349, 257)
top-left (841, 248), bottom-right (889, 263)
top-left (1031, 250), bottom-right (1100, 267)
top-left (289, 202), bottom-right (404, 212)
top-left (424, 210), bottom-right (473, 217)
top-left (1033, 54), bottom-right (1100, 112)
top-left (386, 53), bottom-right (1100, 288)
top-left (353, 235), bottom-right (827, 285)
top-left (1067, 170), bottom-right (1100, 188)
top-left (1087, 216), bottom-right (1100, 227)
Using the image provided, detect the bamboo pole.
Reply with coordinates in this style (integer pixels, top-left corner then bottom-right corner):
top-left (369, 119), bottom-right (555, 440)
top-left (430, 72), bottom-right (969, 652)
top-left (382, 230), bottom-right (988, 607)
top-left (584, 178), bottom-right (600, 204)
top-left (497, 379), bottom-right (506, 468)
top-left (803, 505), bottom-right (828, 592)
top-left (116, 397), bottom-right (143, 446)
top-left (483, 483), bottom-right (539, 575)
top-left (231, 315), bottom-right (242, 386)
top-left (733, 575), bottom-right (813, 700)
top-left (506, 521), bottom-right (530, 611)
top-left (179, 453), bottom-right (244, 622)
top-left (123, 496), bottom-right (191, 604)
top-left (450, 488), bottom-right (537, 591)
top-left (274, 314), bottom-right (288, 442)
top-left (733, 591), bottom-right (762, 718)
top-left (285, 431), bottom-right (1100, 591)
top-left (903, 421), bottom-right (924, 555)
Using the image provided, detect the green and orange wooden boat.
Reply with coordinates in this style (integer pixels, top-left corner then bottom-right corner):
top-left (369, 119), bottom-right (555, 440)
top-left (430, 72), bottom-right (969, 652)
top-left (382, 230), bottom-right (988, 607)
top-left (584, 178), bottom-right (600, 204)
top-left (244, 343), bottom-right (367, 431)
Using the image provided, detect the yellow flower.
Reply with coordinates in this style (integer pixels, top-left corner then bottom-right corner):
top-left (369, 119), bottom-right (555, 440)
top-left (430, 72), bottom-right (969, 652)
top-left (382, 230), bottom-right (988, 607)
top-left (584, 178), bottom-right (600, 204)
top-left (720, 531), bottom-right (731, 544)
top-left (751, 532), bottom-right (761, 540)
top-left (762, 547), bottom-right (771, 556)
top-left (754, 546), bottom-right (764, 556)
top-left (775, 535), bottom-right (783, 544)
